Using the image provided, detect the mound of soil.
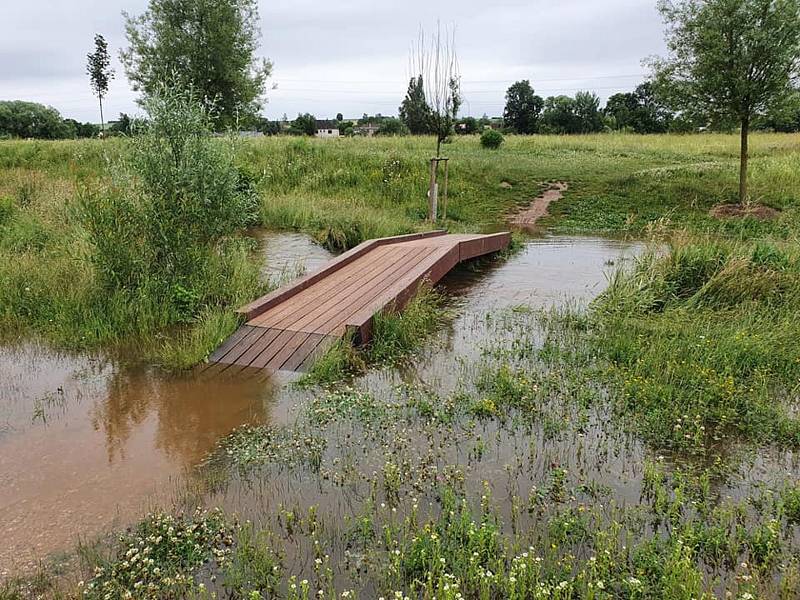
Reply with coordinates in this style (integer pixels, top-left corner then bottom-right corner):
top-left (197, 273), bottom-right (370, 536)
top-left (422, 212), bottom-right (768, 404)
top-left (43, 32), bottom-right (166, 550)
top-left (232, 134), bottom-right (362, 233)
top-left (709, 203), bottom-right (780, 221)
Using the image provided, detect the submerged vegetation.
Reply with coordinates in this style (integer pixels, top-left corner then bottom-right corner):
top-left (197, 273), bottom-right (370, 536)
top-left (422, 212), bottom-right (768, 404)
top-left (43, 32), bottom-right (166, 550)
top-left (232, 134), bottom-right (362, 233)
top-left (10, 305), bottom-right (799, 598)
top-left (3, 129), bottom-right (800, 597)
top-left (302, 284), bottom-right (447, 385)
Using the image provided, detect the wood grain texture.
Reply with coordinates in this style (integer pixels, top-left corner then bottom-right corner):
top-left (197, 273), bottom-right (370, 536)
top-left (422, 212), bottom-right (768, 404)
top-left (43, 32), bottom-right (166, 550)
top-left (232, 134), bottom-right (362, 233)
top-left (208, 232), bottom-right (510, 373)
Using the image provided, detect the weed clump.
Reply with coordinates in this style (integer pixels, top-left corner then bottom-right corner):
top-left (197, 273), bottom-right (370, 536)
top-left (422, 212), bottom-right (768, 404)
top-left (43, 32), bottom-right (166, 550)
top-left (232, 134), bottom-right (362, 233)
top-left (81, 508), bottom-right (233, 599)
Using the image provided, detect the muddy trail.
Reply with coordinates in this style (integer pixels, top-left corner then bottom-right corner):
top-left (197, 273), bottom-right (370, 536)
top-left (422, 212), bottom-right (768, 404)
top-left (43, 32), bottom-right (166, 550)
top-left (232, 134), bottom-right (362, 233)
top-left (509, 181), bottom-right (568, 229)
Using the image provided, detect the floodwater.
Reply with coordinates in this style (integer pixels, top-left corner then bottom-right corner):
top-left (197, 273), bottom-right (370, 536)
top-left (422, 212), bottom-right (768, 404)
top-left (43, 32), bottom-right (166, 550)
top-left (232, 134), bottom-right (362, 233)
top-left (3, 232), bottom-right (794, 581)
top-left (0, 231), bottom-right (328, 574)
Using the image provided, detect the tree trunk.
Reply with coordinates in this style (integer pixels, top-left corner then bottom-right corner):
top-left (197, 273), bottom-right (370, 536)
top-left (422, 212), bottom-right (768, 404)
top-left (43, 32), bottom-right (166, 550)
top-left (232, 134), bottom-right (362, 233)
top-left (99, 96), bottom-right (105, 137)
top-left (739, 116), bottom-right (749, 205)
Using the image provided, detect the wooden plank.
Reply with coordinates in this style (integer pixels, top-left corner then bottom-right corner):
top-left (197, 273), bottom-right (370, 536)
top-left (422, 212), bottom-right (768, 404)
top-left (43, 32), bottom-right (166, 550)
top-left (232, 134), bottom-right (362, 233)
top-left (216, 326), bottom-right (270, 365)
top-left (237, 230), bottom-right (448, 321)
top-left (232, 327), bottom-right (282, 367)
top-left (458, 232), bottom-right (511, 261)
top-left (248, 329), bottom-right (300, 369)
top-left (264, 330), bottom-right (313, 371)
top-left (318, 247), bottom-right (440, 336)
top-left (260, 245), bottom-right (422, 333)
top-left (343, 245), bottom-right (459, 342)
top-left (208, 325), bottom-right (252, 363)
top-left (207, 233), bottom-right (511, 373)
top-left (236, 238), bottom-right (380, 321)
top-left (298, 335), bottom-right (339, 372)
top-left (281, 333), bottom-right (327, 371)
top-left (249, 246), bottom-right (397, 328)
top-left (303, 246), bottom-right (434, 335)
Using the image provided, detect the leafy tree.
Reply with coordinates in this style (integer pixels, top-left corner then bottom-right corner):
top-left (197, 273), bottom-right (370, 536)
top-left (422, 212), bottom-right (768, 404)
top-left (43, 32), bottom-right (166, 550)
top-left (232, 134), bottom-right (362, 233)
top-left (650, 0), bottom-right (800, 203)
top-left (457, 116), bottom-right (478, 134)
top-left (503, 80), bottom-right (544, 134)
top-left (121, 0), bottom-right (273, 130)
top-left (604, 92), bottom-right (640, 131)
top-left (63, 118), bottom-right (101, 138)
top-left (335, 112), bottom-right (344, 122)
top-left (376, 118), bottom-right (408, 135)
top-left (110, 113), bottom-right (134, 135)
top-left (606, 84), bottom-right (676, 134)
top-left (291, 113), bottom-right (316, 136)
top-left (255, 118), bottom-right (280, 136)
top-left (540, 96), bottom-right (581, 134)
top-left (540, 93), bottom-right (606, 134)
top-left (573, 91), bottom-right (604, 133)
top-left (338, 120), bottom-right (354, 134)
top-left (0, 101), bottom-right (72, 139)
top-left (87, 34), bottom-right (114, 133)
top-left (759, 88), bottom-right (800, 131)
top-left (399, 75), bottom-right (432, 134)
top-left (633, 82), bottom-right (673, 132)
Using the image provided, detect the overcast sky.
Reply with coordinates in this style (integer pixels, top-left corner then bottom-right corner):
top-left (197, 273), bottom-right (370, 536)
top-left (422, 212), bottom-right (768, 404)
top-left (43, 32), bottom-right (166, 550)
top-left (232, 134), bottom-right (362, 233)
top-left (1, 0), bottom-right (668, 123)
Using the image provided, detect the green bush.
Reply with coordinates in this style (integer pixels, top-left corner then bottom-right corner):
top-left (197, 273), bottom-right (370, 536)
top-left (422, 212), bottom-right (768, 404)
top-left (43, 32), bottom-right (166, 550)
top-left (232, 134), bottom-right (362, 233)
top-left (77, 86), bottom-right (260, 324)
top-left (480, 129), bottom-right (504, 149)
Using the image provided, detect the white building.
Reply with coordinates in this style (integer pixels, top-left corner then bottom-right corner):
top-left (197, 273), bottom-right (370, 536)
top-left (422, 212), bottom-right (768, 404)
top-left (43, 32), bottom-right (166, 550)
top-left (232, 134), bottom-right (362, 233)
top-left (315, 120), bottom-right (340, 138)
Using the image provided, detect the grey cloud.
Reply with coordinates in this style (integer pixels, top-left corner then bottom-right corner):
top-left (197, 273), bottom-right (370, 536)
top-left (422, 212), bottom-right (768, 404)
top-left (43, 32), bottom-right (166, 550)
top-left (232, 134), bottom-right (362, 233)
top-left (1, 0), bottom-right (668, 122)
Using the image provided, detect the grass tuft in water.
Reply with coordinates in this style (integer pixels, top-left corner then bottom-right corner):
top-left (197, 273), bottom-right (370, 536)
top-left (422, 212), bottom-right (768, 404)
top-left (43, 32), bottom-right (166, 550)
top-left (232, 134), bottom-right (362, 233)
top-left (301, 284), bottom-right (447, 385)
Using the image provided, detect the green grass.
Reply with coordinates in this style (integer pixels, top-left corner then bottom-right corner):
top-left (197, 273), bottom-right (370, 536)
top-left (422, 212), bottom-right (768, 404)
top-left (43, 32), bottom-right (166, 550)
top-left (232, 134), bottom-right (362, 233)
top-left (2, 133), bottom-right (799, 365)
top-left (301, 284), bottom-right (446, 385)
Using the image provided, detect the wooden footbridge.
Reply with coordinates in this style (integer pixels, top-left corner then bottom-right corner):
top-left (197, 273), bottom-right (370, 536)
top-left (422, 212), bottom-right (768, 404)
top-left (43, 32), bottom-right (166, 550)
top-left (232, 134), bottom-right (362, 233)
top-left (208, 231), bottom-right (511, 373)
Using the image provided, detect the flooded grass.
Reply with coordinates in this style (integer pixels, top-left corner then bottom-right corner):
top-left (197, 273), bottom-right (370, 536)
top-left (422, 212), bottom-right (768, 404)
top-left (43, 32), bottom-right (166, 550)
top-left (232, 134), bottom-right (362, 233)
top-left (578, 236), bottom-right (800, 451)
top-left (3, 132), bottom-right (800, 597)
top-left (45, 304), bottom-right (800, 599)
top-left (302, 285), bottom-right (448, 386)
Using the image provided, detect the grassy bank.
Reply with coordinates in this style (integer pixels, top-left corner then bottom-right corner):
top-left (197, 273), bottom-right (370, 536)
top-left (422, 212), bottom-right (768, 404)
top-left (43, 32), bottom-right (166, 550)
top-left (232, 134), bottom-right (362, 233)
top-left (576, 235), bottom-right (800, 452)
top-left (2, 132), bottom-right (799, 364)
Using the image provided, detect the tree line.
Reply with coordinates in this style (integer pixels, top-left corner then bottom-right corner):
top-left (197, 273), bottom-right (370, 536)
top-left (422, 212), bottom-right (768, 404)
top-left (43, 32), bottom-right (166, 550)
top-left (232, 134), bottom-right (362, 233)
top-left (0, 101), bottom-right (135, 140)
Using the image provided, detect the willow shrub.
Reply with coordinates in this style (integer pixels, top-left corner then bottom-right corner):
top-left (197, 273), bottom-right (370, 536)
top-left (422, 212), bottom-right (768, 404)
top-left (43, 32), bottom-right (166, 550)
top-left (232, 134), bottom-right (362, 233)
top-left (78, 87), bottom-right (261, 327)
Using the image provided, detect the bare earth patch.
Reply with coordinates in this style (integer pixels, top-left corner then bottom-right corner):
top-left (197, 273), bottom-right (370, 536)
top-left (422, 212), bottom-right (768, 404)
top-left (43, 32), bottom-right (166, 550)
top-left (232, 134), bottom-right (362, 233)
top-left (509, 181), bottom-right (568, 228)
top-left (709, 203), bottom-right (780, 221)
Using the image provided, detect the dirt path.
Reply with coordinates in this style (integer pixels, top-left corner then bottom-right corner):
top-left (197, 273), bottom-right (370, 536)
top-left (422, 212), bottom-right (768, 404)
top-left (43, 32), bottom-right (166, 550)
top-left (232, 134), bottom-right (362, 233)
top-left (509, 181), bottom-right (568, 228)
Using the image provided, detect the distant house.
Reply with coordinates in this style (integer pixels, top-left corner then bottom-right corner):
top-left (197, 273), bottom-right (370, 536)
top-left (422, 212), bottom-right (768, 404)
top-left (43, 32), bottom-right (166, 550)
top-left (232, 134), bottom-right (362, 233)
top-left (487, 118), bottom-right (504, 130)
top-left (315, 120), bottom-right (340, 138)
top-left (354, 123), bottom-right (380, 137)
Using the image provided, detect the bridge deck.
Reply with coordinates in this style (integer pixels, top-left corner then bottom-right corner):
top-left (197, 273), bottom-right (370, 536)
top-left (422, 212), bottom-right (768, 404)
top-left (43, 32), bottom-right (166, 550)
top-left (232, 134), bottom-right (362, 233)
top-left (208, 230), bottom-right (510, 372)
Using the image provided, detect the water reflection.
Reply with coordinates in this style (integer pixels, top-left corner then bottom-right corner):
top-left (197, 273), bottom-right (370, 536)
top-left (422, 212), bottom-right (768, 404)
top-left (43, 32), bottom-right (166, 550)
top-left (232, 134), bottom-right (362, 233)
top-left (0, 341), bottom-right (275, 573)
top-left (252, 230), bottom-right (334, 285)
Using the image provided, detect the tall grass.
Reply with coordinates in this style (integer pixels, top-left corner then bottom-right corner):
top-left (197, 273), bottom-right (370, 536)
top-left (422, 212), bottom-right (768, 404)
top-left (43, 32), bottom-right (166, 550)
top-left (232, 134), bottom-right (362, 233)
top-left (2, 131), bottom-right (799, 362)
top-left (586, 235), bottom-right (800, 449)
top-left (0, 89), bottom-right (263, 366)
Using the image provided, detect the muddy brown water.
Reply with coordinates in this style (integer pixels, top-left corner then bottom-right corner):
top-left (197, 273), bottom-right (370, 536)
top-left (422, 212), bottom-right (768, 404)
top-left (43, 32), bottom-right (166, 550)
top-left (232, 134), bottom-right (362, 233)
top-left (1, 232), bottom-right (797, 579)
